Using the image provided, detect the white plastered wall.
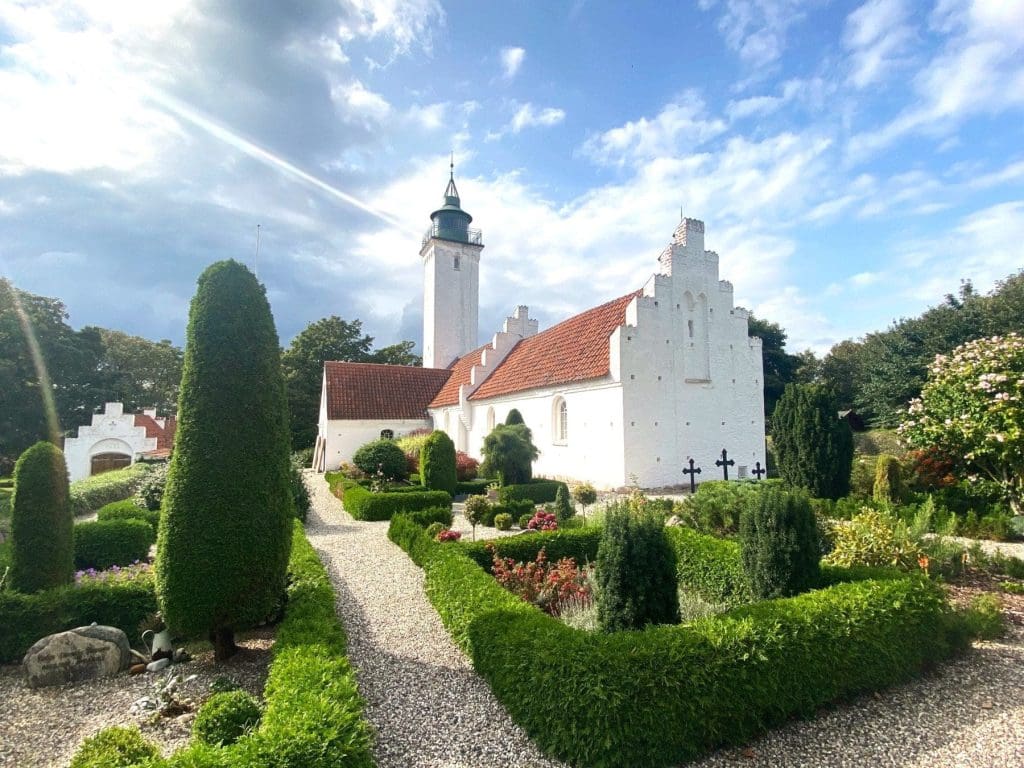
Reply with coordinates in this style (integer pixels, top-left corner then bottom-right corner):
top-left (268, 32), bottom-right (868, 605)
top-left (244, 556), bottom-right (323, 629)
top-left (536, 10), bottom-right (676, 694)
top-left (63, 402), bottom-right (157, 482)
top-left (421, 238), bottom-right (481, 369)
top-left (319, 418), bottom-right (432, 471)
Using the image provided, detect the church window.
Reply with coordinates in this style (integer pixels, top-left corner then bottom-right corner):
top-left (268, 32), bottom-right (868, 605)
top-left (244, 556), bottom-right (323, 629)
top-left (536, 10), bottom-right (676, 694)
top-left (688, 320), bottom-right (694, 337)
top-left (553, 397), bottom-right (568, 444)
top-left (380, 429), bottom-right (394, 440)
top-left (453, 256), bottom-right (460, 270)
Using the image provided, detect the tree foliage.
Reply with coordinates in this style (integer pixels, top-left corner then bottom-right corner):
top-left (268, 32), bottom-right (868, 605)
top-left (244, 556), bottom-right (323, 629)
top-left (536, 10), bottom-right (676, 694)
top-left (747, 315), bottom-right (807, 418)
top-left (420, 430), bottom-right (457, 495)
top-left (352, 438), bottom-right (408, 481)
top-left (772, 383), bottom-right (853, 500)
top-left (10, 441), bottom-right (74, 593)
top-left (282, 316), bottom-right (420, 450)
top-left (595, 505), bottom-right (679, 632)
top-left (739, 487), bottom-right (820, 599)
top-left (480, 423), bottom-right (538, 485)
top-left (156, 260), bottom-right (293, 660)
top-left (89, 328), bottom-right (183, 414)
top-left (899, 333), bottom-right (1024, 514)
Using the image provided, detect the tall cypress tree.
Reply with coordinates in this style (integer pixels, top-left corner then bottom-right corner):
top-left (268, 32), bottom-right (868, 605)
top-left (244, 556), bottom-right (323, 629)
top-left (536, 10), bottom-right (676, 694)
top-left (772, 383), bottom-right (853, 500)
top-left (156, 261), bottom-right (293, 660)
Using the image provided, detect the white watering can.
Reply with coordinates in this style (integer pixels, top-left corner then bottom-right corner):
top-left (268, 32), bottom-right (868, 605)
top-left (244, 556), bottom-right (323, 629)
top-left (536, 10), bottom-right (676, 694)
top-left (141, 629), bottom-right (173, 659)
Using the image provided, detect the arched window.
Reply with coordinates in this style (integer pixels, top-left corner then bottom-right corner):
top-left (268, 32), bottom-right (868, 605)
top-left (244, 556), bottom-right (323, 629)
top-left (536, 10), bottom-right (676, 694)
top-left (486, 407), bottom-right (495, 432)
top-left (453, 256), bottom-right (460, 271)
top-left (552, 397), bottom-right (568, 444)
top-left (380, 429), bottom-right (394, 440)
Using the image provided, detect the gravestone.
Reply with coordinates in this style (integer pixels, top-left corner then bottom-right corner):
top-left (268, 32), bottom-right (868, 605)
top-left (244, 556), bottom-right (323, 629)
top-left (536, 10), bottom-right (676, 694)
top-left (23, 625), bottom-right (130, 688)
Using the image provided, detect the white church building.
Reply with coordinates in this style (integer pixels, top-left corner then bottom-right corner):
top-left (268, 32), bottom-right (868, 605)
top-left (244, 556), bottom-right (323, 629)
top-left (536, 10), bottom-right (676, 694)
top-left (314, 170), bottom-right (766, 489)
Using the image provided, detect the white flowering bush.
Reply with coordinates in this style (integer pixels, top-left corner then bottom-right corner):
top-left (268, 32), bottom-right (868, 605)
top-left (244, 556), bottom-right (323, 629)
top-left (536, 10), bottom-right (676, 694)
top-left (899, 333), bottom-right (1024, 514)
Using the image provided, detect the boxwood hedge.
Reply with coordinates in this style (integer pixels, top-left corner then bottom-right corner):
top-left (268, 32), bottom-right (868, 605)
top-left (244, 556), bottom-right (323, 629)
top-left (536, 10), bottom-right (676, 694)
top-left (69, 463), bottom-right (154, 517)
top-left (388, 514), bottom-right (969, 768)
top-left (74, 519), bottom-right (155, 571)
top-left (337, 477), bottom-right (451, 521)
top-left (497, 479), bottom-right (568, 505)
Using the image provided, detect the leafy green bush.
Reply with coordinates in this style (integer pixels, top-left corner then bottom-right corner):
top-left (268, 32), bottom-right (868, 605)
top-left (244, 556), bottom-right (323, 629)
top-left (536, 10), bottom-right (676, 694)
top-left (74, 519), bottom-right (154, 571)
top-left (873, 455), bottom-right (905, 504)
top-left (156, 261), bottom-right (293, 660)
top-left (405, 507), bottom-right (454, 528)
top-left (352, 439), bottom-right (408, 481)
top-left (739, 487), bottom-right (820, 599)
top-left (290, 455), bottom-right (311, 523)
top-left (825, 508), bottom-right (923, 569)
top-left (666, 527), bottom-right (753, 606)
top-left (849, 455), bottom-right (877, 498)
top-left (480, 423), bottom-right (537, 484)
top-left (193, 689), bottom-right (262, 746)
top-left (425, 522), bottom-right (445, 539)
top-left (494, 513), bottom-right (513, 531)
top-left (10, 441), bottom-right (74, 593)
top-left (420, 430), bottom-right (457, 496)
top-left (387, 513), bottom-right (968, 768)
top-left (498, 480), bottom-right (569, 505)
top-left (341, 480), bottom-right (451, 521)
top-left (97, 501), bottom-right (160, 533)
top-left (132, 461), bottom-right (169, 512)
top-left (70, 463), bottom-right (154, 517)
top-left (595, 504), bottom-right (679, 631)
top-left (0, 574), bottom-right (157, 662)
top-left (518, 512), bottom-right (533, 529)
top-left (553, 485), bottom-right (574, 523)
top-left (676, 480), bottom-right (783, 537)
top-left (964, 594), bottom-right (1004, 640)
top-left (455, 478), bottom-right (491, 495)
top-left (69, 726), bottom-right (159, 768)
top-left (773, 383), bottom-right (854, 500)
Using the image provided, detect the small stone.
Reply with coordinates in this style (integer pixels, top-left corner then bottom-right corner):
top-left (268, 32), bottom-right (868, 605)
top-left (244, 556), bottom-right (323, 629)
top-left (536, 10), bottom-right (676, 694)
top-left (147, 658), bottom-right (171, 673)
top-left (981, 700), bottom-right (994, 709)
top-left (741, 747), bottom-right (757, 759)
top-left (22, 625), bottom-right (130, 688)
top-left (172, 647), bottom-right (191, 664)
top-left (129, 663), bottom-right (148, 675)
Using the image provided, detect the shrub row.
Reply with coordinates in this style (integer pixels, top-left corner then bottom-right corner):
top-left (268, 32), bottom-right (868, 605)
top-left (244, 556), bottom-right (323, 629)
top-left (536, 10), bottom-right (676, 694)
top-left (461, 527), bottom-right (602, 570)
top-left (0, 575), bottom-right (157, 662)
top-left (389, 516), bottom-right (968, 768)
top-left (498, 479), bottom-right (569, 505)
top-left (74, 519), bottom-right (155, 571)
top-left (455, 479), bottom-right (491, 495)
top-left (69, 463), bottom-right (154, 517)
top-left (96, 500), bottom-right (160, 533)
top-left (340, 479), bottom-right (451, 521)
top-left (68, 521), bottom-right (376, 767)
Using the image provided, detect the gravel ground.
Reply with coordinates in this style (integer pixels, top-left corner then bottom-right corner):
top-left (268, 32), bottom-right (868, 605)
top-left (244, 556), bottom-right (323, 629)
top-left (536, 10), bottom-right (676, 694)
top-left (0, 629), bottom-right (273, 768)
top-left (304, 472), bottom-right (566, 768)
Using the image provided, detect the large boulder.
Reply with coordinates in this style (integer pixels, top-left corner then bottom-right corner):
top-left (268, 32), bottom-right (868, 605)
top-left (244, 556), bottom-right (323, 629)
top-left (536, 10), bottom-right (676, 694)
top-left (22, 625), bottom-right (130, 688)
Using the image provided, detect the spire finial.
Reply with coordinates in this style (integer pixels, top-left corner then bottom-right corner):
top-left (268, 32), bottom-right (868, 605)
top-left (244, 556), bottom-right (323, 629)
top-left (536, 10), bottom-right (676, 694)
top-left (450, 150), bottom-right (454, 180)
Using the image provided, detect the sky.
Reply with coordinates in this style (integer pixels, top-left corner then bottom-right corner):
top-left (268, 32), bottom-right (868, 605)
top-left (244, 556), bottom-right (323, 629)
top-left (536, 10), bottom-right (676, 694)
top-left (1, 0), bottom-right (1022, 357)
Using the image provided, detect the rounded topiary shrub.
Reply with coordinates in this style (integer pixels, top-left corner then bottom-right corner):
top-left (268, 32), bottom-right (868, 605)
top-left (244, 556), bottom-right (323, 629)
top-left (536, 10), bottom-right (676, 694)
top-left (97, 500), bottom-right (160, 533)
top-left (10, 441), bottom-right (73, 593)
top-left (69, 726), bottom-right (159, 768)
top-left (518, 512), bottom-right (533, 529)
top-left (74, 518), bottom-right (155, 570)
top-left (425, 522), bottom-right (445, 539)
top-left (873, 454), bottom-right (905, 505)
top-left (157, 260), bottom-right (294, 661)
top-left (133, 462), bottom-right (169, 512)
top-left (420, 430), bottom-right (457, 495)
top-left (739, 487), bottom-right (820, 599)
top-left (595, 504), bottom-right (679, 632)
top-left (193, 689), bottom-right (262, 746)
top-left (493, 512), bottom-right (513, 531)
top-left (353, 439), bottom-right (408, 481)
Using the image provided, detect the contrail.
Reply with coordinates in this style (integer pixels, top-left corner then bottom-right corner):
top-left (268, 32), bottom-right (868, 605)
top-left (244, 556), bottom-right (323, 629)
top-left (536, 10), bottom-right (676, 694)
top-left (144, 88), bottom-right (416, 236)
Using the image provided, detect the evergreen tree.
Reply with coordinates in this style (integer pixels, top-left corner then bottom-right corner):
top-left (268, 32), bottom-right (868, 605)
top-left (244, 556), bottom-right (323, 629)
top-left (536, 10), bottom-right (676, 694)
top-left (504, 408), bottom-right (525, 426)
top-left (553, 484), bottom-right (574, 523)
top-left (771, 384), bottom-right (853, 500)
top-left (156, 261), bottom-right (293, 660)
top-left (739, 487), bottom-right (820, 598)
top-left (595, 505), bottom-right (679, 632)
top-left (480, 423), bottom-right (538, 485)
top-left (420, 430), bottom-right (457, 495)
top-left (10, 441), bottom-right (73, 593)
top-left (873, 455), bottom-right (905, 505)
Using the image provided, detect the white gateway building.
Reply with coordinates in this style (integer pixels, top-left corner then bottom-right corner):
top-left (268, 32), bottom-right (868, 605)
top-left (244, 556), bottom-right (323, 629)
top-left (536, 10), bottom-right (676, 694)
top-left (314, 171), bottom-right (766, 489)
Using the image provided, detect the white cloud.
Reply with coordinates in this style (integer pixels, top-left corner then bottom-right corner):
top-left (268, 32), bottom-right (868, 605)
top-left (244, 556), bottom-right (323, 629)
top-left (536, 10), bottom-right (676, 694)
top-left (698, 0), bottom-right (809, 69)
top-left (967, 159), bottom-right (1024, 190)
top-left (843, 0), bottom-right (915, 89)
top-left (331, 80), bottom-right (392, 122)
top-left (509, 103), bottom-right (566, 133)
top-left (500, 46), bottom-right (525, 79)
top-left (407, 102), bottom-right (446, 130)
top-left (344, 0), bottom-right (445, 56)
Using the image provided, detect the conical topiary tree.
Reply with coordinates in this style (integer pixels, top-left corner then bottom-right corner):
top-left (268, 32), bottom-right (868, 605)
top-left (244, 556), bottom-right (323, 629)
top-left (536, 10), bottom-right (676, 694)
top-left (739, 487), bottom-right (820, 599)
top-left (156, 260), bottom-right (294, 660)
top-left (10, 441), bottom-right (73, 593)
top-left (771, 384), bottom-right (853, 500)
top-left (504, 408), bottom-right (525, 426)
top-left (420, 430), bottom-right (457, 495)
top-left (873, 454), bottom-right (905, 505)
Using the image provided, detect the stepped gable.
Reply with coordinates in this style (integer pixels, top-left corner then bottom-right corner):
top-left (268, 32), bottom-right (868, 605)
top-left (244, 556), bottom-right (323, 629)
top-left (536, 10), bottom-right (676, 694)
top-left (428, 344), bottom-right (489, 408)
top-left (325, 362), bottom-right (451, 420)
top-left (469, 291), bottom-right (640, 401)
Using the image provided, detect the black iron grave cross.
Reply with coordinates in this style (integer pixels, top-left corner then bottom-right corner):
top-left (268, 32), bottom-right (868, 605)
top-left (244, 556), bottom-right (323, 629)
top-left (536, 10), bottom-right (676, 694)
top-left (752, 461), bottom-right (766, 481)
top-left (683, 458), bottom-right (702, 493)
top-left (715, 448), bottom-right (735, 481)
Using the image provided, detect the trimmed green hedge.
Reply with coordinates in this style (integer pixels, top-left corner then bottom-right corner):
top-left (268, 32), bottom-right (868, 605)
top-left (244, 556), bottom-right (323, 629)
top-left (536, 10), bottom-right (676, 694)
top-left (69, 463), bottom-right (154, 517)
top-left (389, 516), bottom-right (969, 768)
top-left (455, 479), bottom-right (492, 496)
top-left (67, 520), bottom-right (375, 768)
top-left (97, 501), bottom-right (160, 533)
top-left (341, 479), bottom-right (451, 521)
top-left (0, 575), bottom-right (157, 662)
top-left (461, 527), bottom-right (602, 570)
top-left (74, 519), bottom-right (155, 570)
top-left (498, 479), bottom-right (568, 505)
top-left (667, 526), bottom-right (753, 606)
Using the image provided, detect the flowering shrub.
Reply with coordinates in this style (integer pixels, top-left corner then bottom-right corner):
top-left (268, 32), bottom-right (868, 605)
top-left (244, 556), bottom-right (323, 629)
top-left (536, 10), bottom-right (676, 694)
top-left (436, 528), bottom-right (462, 542)
top-left (75, 560), bottom-right (152, 586)
top-left (899, 333), bottom-right (1024, 513)
top-left (455, 451), bottom-right (479, 481)
top-left (488, 545), bottom-right (590, 616)
top-left (824, 508), bottom-right (923, 569)
top-left (527, 511), bottom-right (558, 531)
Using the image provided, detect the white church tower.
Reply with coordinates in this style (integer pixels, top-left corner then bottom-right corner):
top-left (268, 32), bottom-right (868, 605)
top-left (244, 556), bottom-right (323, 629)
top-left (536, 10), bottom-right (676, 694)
top-left (420, 161), bottom-right (483, 368)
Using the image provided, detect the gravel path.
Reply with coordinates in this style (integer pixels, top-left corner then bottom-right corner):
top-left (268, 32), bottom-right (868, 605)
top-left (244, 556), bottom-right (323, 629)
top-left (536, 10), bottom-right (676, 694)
top-left (304, 472), bottom-right (565, 768)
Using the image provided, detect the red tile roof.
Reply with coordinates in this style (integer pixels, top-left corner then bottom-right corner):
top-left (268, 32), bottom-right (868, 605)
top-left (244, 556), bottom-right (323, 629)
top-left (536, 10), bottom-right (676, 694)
top-left (469, 291), bottom-right (640, 401)
top-left (324, 362), bottom-right (451, 420)
top-left (134, 413), bottom-right (177, 450)
top-left (428, 344), bottom-right (489, 408)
